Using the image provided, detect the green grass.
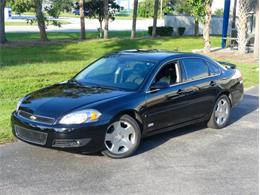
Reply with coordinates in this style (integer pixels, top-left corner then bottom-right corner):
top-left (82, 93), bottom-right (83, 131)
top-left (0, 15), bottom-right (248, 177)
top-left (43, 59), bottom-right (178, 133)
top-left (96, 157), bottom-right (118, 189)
top-left (5, 20), bottom-right (71, 26)
top-left (6, 31), bottom-right (149, 41)
top-left (0, 34), bottom-right (258, 143)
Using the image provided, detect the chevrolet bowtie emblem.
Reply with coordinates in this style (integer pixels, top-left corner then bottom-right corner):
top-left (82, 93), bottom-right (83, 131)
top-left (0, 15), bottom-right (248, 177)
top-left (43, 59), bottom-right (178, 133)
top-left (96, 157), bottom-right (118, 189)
top-left (30, 115), bottom-right (37, 120)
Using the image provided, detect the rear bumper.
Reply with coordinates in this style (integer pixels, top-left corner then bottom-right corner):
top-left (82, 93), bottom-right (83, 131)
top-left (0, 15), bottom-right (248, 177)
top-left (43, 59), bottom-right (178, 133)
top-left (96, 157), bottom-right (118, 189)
top-left (11, 112), bottom-right (108, 153)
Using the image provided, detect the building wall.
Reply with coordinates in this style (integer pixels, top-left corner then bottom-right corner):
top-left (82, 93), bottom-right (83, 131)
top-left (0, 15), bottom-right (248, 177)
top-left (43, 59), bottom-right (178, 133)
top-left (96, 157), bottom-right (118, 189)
top-left (164, 15), bottom-right (231, 35)
top-left (4, 7), bottom-right (12, 20)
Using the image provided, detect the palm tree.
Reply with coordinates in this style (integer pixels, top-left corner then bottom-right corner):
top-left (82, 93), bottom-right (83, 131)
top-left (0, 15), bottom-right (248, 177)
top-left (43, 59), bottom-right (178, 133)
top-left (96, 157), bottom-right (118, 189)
top-left (203, 0), bottom-right (213, 53)
top-left (131, 0), bottom-right (138, 39)
top-left (237, 0), bottom-right (251, 54)
top-left (79, 0), bottom-right (86, 40)
top-left (254, 0), bottom-right (258, 57)
top-left (152, 0), bottom-right (159, 38)
top-left (103, 0), bottom-right (109, 39)
top-left (0, 0), bottom-right (6, 44)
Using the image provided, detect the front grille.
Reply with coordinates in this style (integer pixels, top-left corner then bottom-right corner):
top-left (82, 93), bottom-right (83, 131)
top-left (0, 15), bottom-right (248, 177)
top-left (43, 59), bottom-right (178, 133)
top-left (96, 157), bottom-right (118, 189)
top-left (14, 125), bottom-right (48, 145)
top-left (18, 110), bottom-right (55, 125)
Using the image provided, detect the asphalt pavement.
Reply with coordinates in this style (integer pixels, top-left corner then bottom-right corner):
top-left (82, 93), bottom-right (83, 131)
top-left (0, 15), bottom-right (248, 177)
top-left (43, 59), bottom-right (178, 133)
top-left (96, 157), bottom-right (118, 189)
top-left (0, 87), bottom-right (258, 195)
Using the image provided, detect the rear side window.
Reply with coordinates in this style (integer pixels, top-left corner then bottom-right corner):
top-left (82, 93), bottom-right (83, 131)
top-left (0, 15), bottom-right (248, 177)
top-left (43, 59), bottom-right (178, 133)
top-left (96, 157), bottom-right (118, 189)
top-left (207, 61), bottom-right (221, 76)
top-left (182, 58), bottom-right (209, 81)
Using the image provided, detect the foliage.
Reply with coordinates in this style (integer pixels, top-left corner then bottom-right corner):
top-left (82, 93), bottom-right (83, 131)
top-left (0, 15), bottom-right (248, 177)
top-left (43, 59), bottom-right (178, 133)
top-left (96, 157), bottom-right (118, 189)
top-left (137, 0), bottom-right (189, 18)
top-left (214, 8), bottom-right (224, 16)
top-left (148, 26), bottom-right (173, 36)
top-left (9, 0), bottom-right (73, 27)
top-left (177, 27), bottom-right (186, 36)
top-left (187, 0), bottom-right (206, 23)
top-left (74, 0), bottom-right (121, 22)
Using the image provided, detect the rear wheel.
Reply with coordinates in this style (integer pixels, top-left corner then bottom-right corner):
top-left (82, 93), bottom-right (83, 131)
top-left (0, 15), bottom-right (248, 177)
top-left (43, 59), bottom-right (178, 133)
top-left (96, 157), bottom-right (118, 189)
top-left (102, 115), bottom-right (141, 158)
top-left (207, 95), bottom-right (231, 129)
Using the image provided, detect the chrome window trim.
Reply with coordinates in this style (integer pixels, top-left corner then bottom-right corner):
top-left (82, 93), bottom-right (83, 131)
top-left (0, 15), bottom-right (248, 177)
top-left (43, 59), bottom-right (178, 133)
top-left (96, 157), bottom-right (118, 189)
top-left (145, 57), bottom-right (221, 94)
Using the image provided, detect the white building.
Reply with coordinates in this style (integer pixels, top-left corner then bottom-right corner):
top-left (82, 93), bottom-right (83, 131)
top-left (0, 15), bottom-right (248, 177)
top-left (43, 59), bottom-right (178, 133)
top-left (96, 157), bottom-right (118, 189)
top-left (4, 7), bottom-right (12, 20)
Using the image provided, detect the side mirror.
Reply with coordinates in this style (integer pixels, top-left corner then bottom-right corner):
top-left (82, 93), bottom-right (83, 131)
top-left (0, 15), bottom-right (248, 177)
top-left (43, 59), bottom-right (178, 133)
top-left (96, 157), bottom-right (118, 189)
top-left (150, 81), bottom-right (170, 91)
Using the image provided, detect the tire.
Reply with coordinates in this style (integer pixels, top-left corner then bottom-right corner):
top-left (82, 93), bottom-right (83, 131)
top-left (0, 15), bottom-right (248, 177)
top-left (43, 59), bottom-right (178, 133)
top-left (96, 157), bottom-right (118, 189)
top-left (207, 95), bottom-right (231, 129)
top-left (102, 114), bottom-right (141, 158)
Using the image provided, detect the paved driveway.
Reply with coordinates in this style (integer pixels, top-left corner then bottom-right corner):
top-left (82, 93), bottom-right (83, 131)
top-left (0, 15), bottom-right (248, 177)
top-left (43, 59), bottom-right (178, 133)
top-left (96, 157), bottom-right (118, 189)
top-left (6, 18), bottom-right (164, 33)
top-left (0, 87), bottom-right (258, 195)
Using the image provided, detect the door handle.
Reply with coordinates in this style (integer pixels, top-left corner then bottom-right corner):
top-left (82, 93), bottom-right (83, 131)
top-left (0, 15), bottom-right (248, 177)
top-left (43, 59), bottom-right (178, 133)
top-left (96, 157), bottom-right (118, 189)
top-left (177, 89), bottom-right (184, 95)
top-left (210, 81), bottom-right (217, 87)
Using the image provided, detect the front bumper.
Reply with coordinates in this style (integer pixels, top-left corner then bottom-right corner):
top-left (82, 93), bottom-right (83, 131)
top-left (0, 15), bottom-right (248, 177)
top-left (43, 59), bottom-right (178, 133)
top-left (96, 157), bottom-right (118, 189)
top-left (11, 112), bottom-right (108, 153)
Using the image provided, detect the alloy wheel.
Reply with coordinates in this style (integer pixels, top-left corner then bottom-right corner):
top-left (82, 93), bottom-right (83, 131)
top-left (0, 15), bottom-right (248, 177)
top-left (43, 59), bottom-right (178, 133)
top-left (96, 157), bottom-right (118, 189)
top-left (104, 120), bottom-right (137, 155)
top-left (214, 98), bottom-right (230, 126)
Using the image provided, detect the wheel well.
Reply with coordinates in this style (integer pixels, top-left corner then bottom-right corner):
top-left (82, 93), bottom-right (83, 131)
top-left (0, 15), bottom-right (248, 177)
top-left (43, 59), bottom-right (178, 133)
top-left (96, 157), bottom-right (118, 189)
top-left (115, 110), bottom-right (144, 133)
top-left (219, 91), bottom-right (232, 106)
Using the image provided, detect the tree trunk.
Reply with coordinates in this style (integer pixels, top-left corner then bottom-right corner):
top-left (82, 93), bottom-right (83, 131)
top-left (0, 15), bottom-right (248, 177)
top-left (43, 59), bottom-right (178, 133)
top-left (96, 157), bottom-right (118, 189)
top-left (254, 0), bottom-right (259, 57)
top-left (194, 19), bottom-right (199, 36)
top-left (131, 0), bottom-right (138, 39)
top-left (203, 0), bottom-right (212, 53)
top-left (0, 0), bottom-right (6, 44)
top-left (152, 0), bottom-right (159, 38)
top-left (79, 0), bottom-right (86, 40)
top-left (99, 20), bottom-right (103, 38)
top-left (35, 0), bottom-right (48, 41)
top-left (237, 0), bottom-right (250, 54)
top-left (103, 0), bottom-right (109, 39)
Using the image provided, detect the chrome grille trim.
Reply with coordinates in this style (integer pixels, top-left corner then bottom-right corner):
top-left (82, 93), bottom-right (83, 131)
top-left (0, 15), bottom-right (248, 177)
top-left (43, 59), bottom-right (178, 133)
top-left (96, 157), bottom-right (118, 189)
top-left (18, 110), bottom-right (55, 125)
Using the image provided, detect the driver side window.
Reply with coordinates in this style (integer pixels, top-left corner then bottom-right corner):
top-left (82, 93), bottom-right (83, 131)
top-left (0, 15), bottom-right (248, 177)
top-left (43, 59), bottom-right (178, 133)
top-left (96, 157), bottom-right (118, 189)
top-left (153, 61), bottom-right (181, 86)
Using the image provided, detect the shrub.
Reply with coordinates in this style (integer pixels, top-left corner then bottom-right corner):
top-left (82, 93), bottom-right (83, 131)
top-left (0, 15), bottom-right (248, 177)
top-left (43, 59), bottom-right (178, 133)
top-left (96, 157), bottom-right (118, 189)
top-left (178, 27), bottom-right (186, 36)
top-left (148, 26), bottom-right (173, 36)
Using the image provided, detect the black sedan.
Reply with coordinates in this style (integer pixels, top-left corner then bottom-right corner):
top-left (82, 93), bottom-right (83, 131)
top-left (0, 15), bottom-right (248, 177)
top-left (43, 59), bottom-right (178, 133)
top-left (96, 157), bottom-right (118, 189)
top-left (12, 50), bottom-right (244, 158)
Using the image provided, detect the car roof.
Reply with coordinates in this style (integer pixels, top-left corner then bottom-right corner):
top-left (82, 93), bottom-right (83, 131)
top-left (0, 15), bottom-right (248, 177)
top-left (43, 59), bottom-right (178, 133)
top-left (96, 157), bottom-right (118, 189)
top-left (109, 49), bottom-right (209, 63)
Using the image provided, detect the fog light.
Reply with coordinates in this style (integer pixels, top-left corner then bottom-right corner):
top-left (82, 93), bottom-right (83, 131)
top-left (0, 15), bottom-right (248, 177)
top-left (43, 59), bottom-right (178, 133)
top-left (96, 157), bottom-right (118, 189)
top-left (52, 138), bottom-right (91, 148)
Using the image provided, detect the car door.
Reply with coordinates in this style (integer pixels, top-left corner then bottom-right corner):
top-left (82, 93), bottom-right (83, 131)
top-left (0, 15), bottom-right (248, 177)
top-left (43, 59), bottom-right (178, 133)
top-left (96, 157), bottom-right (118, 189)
top-left (141, 60), bottom-right (196, 132)
top-left (142, 57), bottom-right (219, 133)
top-left (179, 57), bottom-right (220, 121)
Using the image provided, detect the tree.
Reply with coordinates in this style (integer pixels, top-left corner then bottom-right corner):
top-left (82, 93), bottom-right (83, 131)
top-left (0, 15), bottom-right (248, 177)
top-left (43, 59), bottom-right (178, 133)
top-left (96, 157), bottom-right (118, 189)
top-left (10, 0), bottom-right (73, 41)
top-left (203, 0), bottom-right (213, 53)
top-left (103, 0), bottom-right (109, 39)
top-left (214, 8), bottom-right (224, 16)
top-left (152, 0), bottom-right (159, 38)
top-left (237, 0), bottom-right (257, 53)
top-left (0, 0), bottom-right (6, 44)
top-left (79, 0), bottom-right (86, 40)
top-left (35, 0), bottom-right (47, 41)
top-left (187, 0), bottom-right (205, 36)
top-left (77, 0), bottom-right (121, 38)
top-left (254, 0), bottom-right (258, 57)
top-left (131, 0), bottom-right (138, 39)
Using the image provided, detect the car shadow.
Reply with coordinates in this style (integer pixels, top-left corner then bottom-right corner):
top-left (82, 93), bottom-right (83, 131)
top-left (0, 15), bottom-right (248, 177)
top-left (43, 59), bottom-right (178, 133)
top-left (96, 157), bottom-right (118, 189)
top-left (135, 93), bottom-right (259, 156)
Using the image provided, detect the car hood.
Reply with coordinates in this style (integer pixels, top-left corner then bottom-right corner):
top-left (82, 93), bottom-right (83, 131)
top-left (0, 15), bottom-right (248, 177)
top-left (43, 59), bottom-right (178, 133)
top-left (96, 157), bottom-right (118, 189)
top-left (19, 82), bottom-right (131, 118)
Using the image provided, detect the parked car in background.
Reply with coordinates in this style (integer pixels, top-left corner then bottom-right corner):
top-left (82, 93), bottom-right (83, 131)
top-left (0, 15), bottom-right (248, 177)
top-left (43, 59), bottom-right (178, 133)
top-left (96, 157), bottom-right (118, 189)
top-left (12, 50), bottom-right (244, 158)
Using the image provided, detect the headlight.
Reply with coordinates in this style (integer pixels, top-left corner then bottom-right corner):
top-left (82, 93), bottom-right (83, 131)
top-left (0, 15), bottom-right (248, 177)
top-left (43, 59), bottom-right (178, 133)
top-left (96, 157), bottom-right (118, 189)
top-left (59, 109), bottom-right (101, 125)
top-left (16, 97), bottom-right (25, 112)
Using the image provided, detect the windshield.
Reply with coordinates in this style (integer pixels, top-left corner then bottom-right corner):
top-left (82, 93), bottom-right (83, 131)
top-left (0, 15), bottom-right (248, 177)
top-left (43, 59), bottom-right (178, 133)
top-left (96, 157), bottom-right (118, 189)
top-left (74, 55), bottom-right (157, 90)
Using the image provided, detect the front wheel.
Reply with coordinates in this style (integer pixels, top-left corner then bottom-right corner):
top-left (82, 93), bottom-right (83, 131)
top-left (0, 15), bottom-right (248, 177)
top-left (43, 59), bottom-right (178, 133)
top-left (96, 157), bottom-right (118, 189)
top-left (102, 115), bottom-right (141, 158)
top-left (207, 95), bottom-right (231, 129)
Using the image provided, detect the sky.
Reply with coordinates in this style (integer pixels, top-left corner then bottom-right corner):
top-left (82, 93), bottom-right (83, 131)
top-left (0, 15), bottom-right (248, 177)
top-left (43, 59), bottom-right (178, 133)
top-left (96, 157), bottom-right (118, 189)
top-left (212, 0), bottom-right (237, 11)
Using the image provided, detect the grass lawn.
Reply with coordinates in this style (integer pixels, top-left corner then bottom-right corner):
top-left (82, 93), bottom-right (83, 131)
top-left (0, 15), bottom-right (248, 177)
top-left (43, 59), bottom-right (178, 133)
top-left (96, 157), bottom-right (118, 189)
top-left (6, 31), bottom-right (149, 41)
top-left (0, 33), bottom-right (258, 143)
